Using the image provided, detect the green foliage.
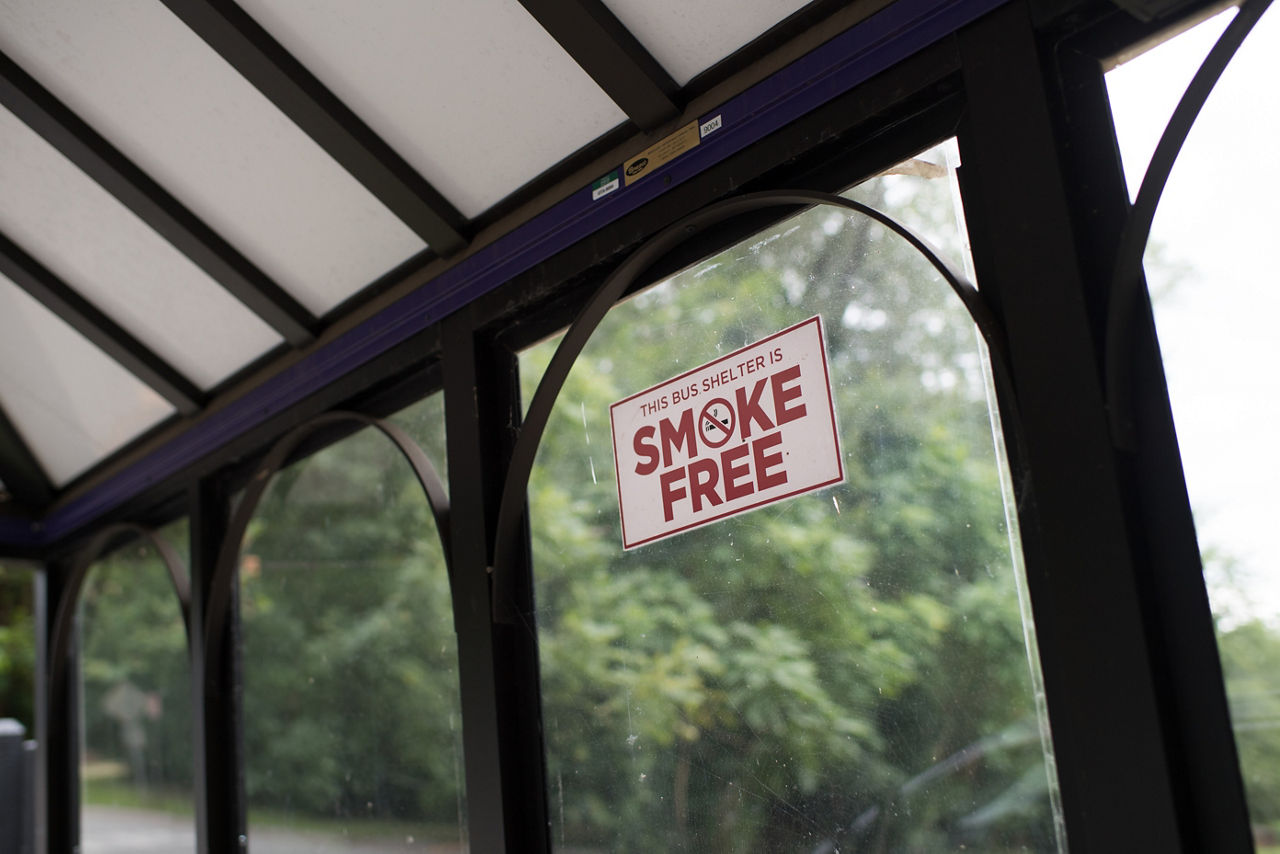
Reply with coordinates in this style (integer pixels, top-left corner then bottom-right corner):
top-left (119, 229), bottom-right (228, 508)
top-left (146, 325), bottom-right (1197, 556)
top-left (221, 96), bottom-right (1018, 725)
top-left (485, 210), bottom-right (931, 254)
top-left (78, 525), bottom-right (193, 804)
top-left (0, 563), bottom-right (35, 729)
top-left (1217, 617), bottom-right (1280, 830)
top-left (238, 396), bottom-right (464, 834)
top-left (1204, 554), bottom-right (1280, 839)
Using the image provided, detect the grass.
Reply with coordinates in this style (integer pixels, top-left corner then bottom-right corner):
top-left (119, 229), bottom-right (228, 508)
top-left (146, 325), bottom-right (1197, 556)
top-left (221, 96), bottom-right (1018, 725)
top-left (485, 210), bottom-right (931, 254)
top-left (83, 778), bottom-right (194, 816)
top-left (83, 777), bottom-right (459, 843)
top-left (246, 806), bottom-right (457, 843)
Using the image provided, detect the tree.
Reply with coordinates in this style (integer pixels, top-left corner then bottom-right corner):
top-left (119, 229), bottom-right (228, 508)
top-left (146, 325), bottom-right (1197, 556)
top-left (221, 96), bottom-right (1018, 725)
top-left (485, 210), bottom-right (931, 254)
top-left (1217, 617), bottom-right (1280, 832)
top-left (236, 395), bottom-right (465, 837)
top-left (1207, 555), bottom-right (1280, 839)
top-left (77, 528), bottom-right (193, 809)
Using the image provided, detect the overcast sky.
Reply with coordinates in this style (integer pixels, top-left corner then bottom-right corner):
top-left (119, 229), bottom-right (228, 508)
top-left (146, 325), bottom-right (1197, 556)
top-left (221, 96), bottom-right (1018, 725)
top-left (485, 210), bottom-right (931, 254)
top-left (1106, 5), bottom-right (1280, 622)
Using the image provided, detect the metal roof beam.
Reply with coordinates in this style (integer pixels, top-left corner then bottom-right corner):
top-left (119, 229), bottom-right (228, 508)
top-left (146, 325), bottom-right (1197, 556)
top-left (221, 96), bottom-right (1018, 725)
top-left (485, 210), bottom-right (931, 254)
top-left (0, 231), bottom-right (204, 416)
top-left (160, 0), bottom-right (469, 256)
top-left (0, 50), bottom-right (317, 348)
top-left (519, 0), bottom-right (681, 131)
top-left (0, 403), bottom-right (53, 509)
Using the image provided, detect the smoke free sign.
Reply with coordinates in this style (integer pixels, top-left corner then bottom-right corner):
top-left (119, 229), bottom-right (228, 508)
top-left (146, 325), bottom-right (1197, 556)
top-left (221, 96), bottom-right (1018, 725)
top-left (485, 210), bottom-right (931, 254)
top-left (610, 316), bottom-right (843, 549)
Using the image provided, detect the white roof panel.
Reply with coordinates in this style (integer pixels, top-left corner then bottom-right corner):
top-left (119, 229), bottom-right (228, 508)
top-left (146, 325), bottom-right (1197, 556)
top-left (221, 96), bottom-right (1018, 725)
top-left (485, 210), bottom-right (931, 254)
top-left (0, 0), bottom-right (425, 316)
top-left (0, 105), bottom-right (282, 391)
top-left (0, 274), bottom-right (174, 486)
top-left (236, 0), bottom-right (628, 219)
top-left (603, 0), bottom-right (814, 85)
top-left (0, 0), bottom-right (849, 495)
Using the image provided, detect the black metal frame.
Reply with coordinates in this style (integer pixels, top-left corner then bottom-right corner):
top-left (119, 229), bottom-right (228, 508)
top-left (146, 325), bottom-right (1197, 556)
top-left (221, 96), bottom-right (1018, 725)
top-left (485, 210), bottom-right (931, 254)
top-left (957, 6), bottom-right (1209, 847)
top-left (10, 0), bottom-right (1269, 850)
top-left (1047, 3), bottom-right (1258, 846)
top-left (0, 404), bottom-right (53, 510)
top-left (1104, 0), bottom-right (1273, 445)
top-left (40, 524), bottom-right (190, 854)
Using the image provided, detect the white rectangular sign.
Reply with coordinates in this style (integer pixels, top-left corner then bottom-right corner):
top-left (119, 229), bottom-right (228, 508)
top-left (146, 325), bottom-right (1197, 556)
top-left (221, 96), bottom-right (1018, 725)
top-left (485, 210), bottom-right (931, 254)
top-left (610, 315), bottom-right (843, 549)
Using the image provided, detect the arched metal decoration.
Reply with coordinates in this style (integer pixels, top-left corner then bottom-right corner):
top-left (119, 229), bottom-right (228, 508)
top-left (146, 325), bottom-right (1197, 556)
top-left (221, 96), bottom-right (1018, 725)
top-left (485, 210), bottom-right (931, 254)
top-left (490, 188), bottom-right (1015, 624)
top-left (47, 523), bottom-right (190, 724)
top-left (1105, 0), bottom-right (1273, 446)
top-left (201, 411), bottom-right (452, 682)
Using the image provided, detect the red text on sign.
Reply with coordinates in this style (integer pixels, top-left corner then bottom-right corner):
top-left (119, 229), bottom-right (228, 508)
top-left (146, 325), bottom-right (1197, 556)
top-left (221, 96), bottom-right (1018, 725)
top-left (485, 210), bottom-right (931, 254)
top-left (631, 364), bottom-right (807, 476)
top-left (658, 430), bottom-right (788, 521)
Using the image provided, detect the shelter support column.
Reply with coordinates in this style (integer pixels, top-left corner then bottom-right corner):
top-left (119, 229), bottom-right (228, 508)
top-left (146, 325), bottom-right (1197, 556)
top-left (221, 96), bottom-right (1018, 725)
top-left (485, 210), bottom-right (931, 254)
top-left (189, 477), bottom-right (246, 853)
top-left (442, 307), bottom-right (551, 853)
top-left (1050, 24), bottom-right (1253, 851)
top-left (954, 1), bottom-right (1226, 849)
top-left (39, 561), bottom-right (78, 854)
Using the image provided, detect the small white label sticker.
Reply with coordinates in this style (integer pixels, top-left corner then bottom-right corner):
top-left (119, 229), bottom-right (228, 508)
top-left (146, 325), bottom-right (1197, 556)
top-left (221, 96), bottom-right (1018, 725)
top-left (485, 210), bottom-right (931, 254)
top-left (699, 114), bottom-right (723, 138)
top-left (610, 316), bottom-right (843, 549)
top-left (591, 170), bottom-right (620, 201)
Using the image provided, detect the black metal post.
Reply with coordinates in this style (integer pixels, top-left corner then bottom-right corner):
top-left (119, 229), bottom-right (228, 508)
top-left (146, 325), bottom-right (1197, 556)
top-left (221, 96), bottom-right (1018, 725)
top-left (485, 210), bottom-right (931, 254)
top-left (442, 307), bottom-right (551, 853)
top-left (189, 477), bottom-right (246, 854)
top-left (1050, 27), bottom-right (1254, 852)
top-left (40, 559), bottom-right (79, 854)
top-left (955, 2), bottom-right (1196, 850)
top-left (21, 738), bottom-right (35, 854)
top-left (31, 572), bottom-right (47, 854)
top-left (0, 718), bottom-right (27, 853)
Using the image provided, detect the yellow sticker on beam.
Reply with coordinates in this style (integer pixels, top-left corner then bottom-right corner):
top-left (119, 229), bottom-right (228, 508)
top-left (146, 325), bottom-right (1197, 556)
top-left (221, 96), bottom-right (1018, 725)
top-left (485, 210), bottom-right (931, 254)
top-left (623, 121), bottom-right (700, 186)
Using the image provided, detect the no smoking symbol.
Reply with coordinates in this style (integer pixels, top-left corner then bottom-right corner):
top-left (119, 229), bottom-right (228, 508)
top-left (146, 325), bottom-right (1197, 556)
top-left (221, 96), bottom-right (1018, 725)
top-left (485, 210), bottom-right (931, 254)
top-left (699, 398), bottom-right (735, 448)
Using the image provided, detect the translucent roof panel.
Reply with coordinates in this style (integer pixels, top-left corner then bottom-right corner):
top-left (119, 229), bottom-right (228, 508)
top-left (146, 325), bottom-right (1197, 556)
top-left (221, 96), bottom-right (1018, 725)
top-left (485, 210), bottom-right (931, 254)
top-left (604, 0), bottom-right (814, 85)
top-left (0, 274), bottom-right (175, 486)
top-left (236, 0), bottom-right (628, 219)
top-left (0, 106), bottom-right (282, 391)
top-left (0, 0), bottom-right (425, 316)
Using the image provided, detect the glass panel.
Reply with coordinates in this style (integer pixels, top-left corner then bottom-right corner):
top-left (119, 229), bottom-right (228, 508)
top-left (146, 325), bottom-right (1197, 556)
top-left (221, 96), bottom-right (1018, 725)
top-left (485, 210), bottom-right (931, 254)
top-left (239, 395), bottom-right (465, 851)
top-left (1107, 9), bottom-right (1280, 847)
top-left (604, 0), bottom-right (813, 85)
top-left (0, 561), bottom-right (36, 732)
top-left (237, 0), bottom-right (627, 219)
top-left (78, 521), bottom-right (194, 853)
top-left (0, 103), bottom-right (281, 390)
top-left (1106, 10), bottom-right (1232, 202)
top-left (524, 143), bottom-right (1065, 851)
top-left (0, 272), bottom-right (174, 486)
top-left (0, 0), bottom-right (425, 315)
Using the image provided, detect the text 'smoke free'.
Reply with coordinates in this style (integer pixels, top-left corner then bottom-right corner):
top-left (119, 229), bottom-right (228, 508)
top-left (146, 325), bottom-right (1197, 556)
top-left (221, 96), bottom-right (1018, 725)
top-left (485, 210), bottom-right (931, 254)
top-left (610, 315), bottom-right (844, 549)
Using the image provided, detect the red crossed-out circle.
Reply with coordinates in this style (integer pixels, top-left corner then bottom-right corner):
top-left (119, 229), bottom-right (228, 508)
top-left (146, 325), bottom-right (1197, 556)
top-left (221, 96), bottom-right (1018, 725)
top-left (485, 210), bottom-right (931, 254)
top-left (699, 398), bottom-right (735, 448)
